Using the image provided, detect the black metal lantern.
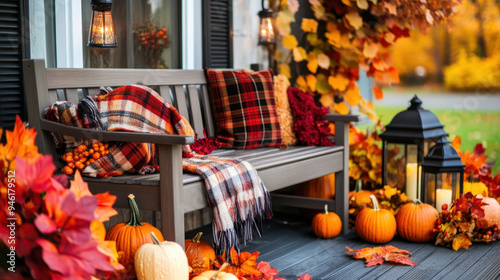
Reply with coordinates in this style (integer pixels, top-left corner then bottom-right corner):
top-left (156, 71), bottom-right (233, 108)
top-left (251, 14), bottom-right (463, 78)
top-left (87, 0), bottom-right (117, 48)
top-left (258, 0), bottom-right (275, 45)
top-left (380, 95), bottom-right (448, 200)
top-left (421, 136), bottom-right (465, 211)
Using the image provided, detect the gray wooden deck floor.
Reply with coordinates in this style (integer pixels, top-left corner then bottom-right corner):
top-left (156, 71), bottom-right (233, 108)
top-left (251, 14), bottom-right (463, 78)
top-left (186, 212), bottom-right (500, 280)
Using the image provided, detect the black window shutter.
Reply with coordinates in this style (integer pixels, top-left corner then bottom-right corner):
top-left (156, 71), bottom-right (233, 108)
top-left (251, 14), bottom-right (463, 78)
top-left (0, 0), bottom-right (27, 130)
top-left (202, 0), bottom-right (233, 68)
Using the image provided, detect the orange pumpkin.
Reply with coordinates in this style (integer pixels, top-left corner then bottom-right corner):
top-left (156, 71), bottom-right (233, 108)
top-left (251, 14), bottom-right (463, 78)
top-left (105, 194), bottom-right (164, 265)
top-left (185, 232), bottom-right (216, 272)
top-left (349, 180), bottom-right (373, 206)
top-left (396, 200), bottom-right (438, 242)
top-left (296, 173), bottom-right (336, 199)
top-left (480, 196), bottom-right (500, 227)
top-left (312, 204), bottom-right (342, 238)
top-left (355, 195), bottom-right (396, 243)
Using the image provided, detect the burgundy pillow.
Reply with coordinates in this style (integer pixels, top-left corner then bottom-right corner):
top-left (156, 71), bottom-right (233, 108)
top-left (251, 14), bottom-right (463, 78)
top-left (205, 69), bottom-right (282, 149)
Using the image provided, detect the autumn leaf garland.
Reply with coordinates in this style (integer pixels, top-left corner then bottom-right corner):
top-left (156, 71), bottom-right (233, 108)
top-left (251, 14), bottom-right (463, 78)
top-left (274, 0), bottom-right (460, 116)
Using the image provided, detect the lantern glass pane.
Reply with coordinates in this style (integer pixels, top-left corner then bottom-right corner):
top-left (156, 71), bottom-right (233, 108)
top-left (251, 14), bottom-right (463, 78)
top-left (386, 143), bottom-right (406, 190)
top-left (405, 144), bottom-right (420, 200)
top-left (449, 172), bottom-right (461, 200)
top-left (436, 173), bottom-right (454, 211)
top-left (258, 17), bottom-right (275, 45)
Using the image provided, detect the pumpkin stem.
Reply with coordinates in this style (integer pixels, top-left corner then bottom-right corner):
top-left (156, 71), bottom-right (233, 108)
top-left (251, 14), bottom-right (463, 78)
top-left (126, 194), bottom-right (143, 226)
top-left (412, 199), bottom-right (422, 205)
top-left (369, 195), bottom-right (380, 211)
top-left (192, 232), bottom-right (203, 243)
top-left (150, 232), bottom-right (161, 245)
top-left (324, 204), bottom-right (329, 215)
top-left (355, 180), bottom-right (363, 193)
top-left (212, 263), bottom-right (229, 280)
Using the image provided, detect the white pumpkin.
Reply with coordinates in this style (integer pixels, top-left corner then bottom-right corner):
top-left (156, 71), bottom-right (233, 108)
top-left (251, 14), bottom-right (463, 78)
top-left (134, 232), bottom-right (189, 280)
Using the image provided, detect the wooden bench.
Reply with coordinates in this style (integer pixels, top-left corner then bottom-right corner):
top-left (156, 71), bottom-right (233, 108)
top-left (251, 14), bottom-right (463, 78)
top-left (23, 59), bottom-right (359, 247)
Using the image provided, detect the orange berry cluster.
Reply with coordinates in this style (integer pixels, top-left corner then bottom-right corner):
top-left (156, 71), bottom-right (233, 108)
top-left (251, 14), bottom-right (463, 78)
top-left (61, 142), bottom-right (109, 175)
top-left (136, 26), bottom-right (168, 49)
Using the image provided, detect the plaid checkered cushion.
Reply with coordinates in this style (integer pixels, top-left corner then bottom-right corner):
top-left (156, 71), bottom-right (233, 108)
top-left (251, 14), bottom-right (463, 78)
top-left (205, 69), bottom-right (282, 149)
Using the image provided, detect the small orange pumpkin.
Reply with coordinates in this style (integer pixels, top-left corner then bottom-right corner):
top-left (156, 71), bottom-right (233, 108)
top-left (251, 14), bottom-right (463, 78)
top-left (185, 232), bottom-right (216, 272)
top-left (396, 199), bottom-right (438, 242)
top-left (105, 194), bottom-right (164, 265)
top-left (312, 204), bottom-right (342, 238)
top-left (296, 173), bottom-right (336, 199)
top-left (355, 195), bottom-right (396, 243)
top-left (349, 180), bottom-right (373, 206)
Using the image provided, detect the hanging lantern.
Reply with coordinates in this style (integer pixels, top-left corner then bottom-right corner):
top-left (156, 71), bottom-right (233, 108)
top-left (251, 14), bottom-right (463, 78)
top-left (421, 136), bottom-right (465, 211)
top-left (257, 0), bottom-right (275, 45)
top-left (87, 0), bottom-right (117, 48)
top-left (379, 95), bottom-right (448, 200)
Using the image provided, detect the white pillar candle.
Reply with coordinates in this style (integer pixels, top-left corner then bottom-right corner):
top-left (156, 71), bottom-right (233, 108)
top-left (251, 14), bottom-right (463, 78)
top-left (436, 189), bottom-right (452, 211)
top-left (406, 163), bottom-right (418, 200)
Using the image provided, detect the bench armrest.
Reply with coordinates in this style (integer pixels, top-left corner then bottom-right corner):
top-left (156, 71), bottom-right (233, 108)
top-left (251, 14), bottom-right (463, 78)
top-left (40, 119), bottom-right (195, 145)
top-left (324, 113), bottom-right (361, 123)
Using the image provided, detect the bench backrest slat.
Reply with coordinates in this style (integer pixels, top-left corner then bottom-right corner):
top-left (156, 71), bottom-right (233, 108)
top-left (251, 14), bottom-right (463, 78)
top-left (23, 59), bottom-right (216, 155)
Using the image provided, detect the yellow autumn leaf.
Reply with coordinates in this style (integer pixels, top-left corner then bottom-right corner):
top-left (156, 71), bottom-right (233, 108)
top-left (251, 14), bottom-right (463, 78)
top-left (344, 85), bottom-right (361, 106)
top-left (306, 33), bottom-right (321, 46)
top-left (275, 50), bottom-right (286, 61)
top-left (296, 75), bottom-right (308, 92)
top-left (317, 53), bottom-right (330, 69)
top-left (276, 12), bottom-right (292, 36)
top-left (341, 0), bottom-right (352, 6)
top-left (293, 47), bottom-right (307, 62)
top-left (311, 2), bottom-right (326, 20)
top-left (307, 53), bottom-right (318, 73)
top-left (283, 35), bottom-right (298, 50)
top-left (316, 74), bottom-right (331, 95)
top-left (306, 74), bottom-right (317, 92)
top-left (357, 0), bottom-right (368, 9)
top-left (334, 101), bottom-right (349, 115)
top-left (279, 64), bottom-right (291, 79)
top-left (384, 32), bottom-right (396, 45)
top-left (328, 74), bottom-right (350, 92)
top-left (363, 42), bottom-right (378, 59)
top-left (345, 12), bottom-right (363, 30)
top-left (301, 18), bottom-right (318, 33)
top-left (359, 99), bottom-right (377, 121)
top-left (320, 93), bottom-right (334, 107)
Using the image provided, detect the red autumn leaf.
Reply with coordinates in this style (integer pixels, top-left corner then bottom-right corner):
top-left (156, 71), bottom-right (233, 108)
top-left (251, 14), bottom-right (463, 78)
top-left (298, 273), bottom-right (313, 280)
top-left (16, 223), bottom-right (40, 257)
top-left (221, 248), bottom-right (262, 277)
top-left (35, 190), bottom-right (97, 242)
top-left (346, 245), bottom-right (416, 267)
top-left (38, 236), bottom-right (115, 279)
top-left (256, 261), bottom-right (279, 280)
top-left (15, 155), bottom-right (63, 201)
top-left (70, 171), bottom-right (118, 222)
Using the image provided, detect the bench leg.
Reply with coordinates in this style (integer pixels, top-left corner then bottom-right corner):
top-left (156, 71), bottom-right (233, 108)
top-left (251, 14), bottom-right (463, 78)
top-left (335, 121), bottom-right (350, 234)
top-left (157, 144), bottom-right (185, 247)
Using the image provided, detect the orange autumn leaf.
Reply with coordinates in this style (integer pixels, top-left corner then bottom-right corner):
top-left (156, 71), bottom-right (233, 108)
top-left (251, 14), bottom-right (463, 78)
top-left (306, 74), bottom-right (317, 92)
top-left (296, 75), bottom-right (308, 92)
top-left (301, 18), bottom-right (318, 33)
top-left (345, 12), bottom-right (363, 30)
top-left (307, 52), bottom-right (318, 73)
top-left (223, 248), bottom-right (262, 277)
top-left (328, 74), bottom-right (349, 92)
top-left (344, 85), bottom-right (361, 106)
top-left (363, 42), bottom-right (378, 59)
top-left (451, 136), bottom-right (462, 154)
top-left (282, 34), bottom-right (298, 50)
top-left (70, 171), bottom-right (118, 222)
top-left (346, 245), bottom-right (417, 267)
top-left (373, 86), bottom-right (383, 99)
top-left (0, 115), bottom-right (42, 172)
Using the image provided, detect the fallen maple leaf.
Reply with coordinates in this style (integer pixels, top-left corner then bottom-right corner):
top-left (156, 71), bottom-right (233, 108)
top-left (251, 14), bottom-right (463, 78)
top-left (298, 273), bottom-right (313, 280)
top-left (346, 245), bottom-right (417, 267)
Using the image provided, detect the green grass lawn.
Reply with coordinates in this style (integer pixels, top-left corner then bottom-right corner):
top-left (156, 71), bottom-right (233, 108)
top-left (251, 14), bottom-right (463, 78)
top-left (357, 106), bottom-right (500, 175)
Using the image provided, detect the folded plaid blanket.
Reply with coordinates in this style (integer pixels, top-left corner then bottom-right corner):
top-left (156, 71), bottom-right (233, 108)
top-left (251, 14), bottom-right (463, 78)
top-left (45, 85), bottom-right (272, 255)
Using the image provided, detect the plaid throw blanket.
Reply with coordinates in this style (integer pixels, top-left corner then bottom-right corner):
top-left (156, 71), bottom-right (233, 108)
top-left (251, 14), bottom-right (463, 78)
top-left (45, 85), bottom-right (272, 255)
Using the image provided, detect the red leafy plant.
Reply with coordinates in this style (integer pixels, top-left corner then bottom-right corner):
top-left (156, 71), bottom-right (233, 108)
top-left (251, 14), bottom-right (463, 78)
top-left (433, 192), bottom-right (500, 251)
top-left (346, 245), bottom-right (417, 267)
top-left (451, 136), bottom-right (500, 198)
top-left (0, 116), bottom-right (123, 279)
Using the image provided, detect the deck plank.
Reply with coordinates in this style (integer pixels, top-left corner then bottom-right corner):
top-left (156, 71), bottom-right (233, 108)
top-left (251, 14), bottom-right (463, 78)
top-left (186, 213), bottom-right (500, 279)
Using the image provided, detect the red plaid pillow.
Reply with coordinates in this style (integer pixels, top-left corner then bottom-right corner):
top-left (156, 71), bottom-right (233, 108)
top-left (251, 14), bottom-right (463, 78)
top-left (205, 69), bottom-right (282, 149)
